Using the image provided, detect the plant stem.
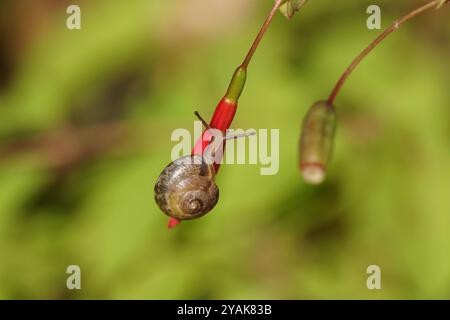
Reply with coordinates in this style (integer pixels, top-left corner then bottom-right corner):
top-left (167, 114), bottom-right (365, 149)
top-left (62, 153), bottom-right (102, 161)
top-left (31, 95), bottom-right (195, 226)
top-left (240, 0), bottom-right (285, 69)
top-left (327, 0), bottom-right (448, 105)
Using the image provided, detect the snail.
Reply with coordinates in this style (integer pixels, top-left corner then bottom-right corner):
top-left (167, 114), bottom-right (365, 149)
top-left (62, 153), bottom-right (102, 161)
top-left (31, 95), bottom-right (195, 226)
top-left (154, 155), bottom-right (219, 220)
top-left (154, 111), bottom-right (256, 222)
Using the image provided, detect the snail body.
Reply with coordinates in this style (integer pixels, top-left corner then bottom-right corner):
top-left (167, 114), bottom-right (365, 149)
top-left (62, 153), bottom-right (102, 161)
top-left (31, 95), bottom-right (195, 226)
top-left (154, 155), bottom-right (219, 220)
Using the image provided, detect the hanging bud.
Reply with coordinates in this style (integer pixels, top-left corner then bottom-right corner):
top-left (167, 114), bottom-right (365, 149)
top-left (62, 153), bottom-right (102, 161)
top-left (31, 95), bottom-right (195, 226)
top-left (279, 0), bottom-right (308, 19)
top-left (436, 0), bottom-right (448, 9)
top-left (299, 100), bottom-right (336, 185)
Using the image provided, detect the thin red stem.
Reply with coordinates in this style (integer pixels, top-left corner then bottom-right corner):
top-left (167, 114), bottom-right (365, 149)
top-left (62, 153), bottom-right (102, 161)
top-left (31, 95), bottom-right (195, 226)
top-left (328, 0), bottom-right (447, 105)
top-left (240, 0), bottom-right (285, 69)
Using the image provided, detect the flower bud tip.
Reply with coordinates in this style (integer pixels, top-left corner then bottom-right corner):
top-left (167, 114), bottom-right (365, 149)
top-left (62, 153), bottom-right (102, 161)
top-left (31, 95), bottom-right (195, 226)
top-left (301, 163), bottom-right (326, 185)
top-left (168, 217), bottom-right (181, 229)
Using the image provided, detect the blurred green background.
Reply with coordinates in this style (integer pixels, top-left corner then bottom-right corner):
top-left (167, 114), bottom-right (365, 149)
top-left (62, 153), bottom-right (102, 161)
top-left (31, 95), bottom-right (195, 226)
top-left (0, 0), bottom-right (449, 299)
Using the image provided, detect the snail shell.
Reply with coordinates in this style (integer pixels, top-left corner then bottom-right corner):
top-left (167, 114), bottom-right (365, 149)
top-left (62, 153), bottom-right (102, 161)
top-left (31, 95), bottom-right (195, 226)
top-left (154, 155), bottom-right (219, 220)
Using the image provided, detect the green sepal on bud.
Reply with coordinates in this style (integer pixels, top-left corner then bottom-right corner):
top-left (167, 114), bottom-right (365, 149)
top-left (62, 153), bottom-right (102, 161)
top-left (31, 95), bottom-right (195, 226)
top-left (436, 0), bottom-right (448, 9)
top-left (279, 0), bottom-right (308, 20)
top-left (299, 100), bottom-right (336, 185)
top-left (225, 66), bottom-right (247, 103)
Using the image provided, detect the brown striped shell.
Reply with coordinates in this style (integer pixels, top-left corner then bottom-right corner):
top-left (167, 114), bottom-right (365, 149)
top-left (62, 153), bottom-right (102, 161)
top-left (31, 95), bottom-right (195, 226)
top-left (154, 155), bottom-right (219, 220)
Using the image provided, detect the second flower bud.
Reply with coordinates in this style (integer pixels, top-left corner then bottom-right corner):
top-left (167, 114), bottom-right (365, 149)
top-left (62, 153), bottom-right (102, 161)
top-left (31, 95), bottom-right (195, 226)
top-left (299, 100), bottom-right (336, 185)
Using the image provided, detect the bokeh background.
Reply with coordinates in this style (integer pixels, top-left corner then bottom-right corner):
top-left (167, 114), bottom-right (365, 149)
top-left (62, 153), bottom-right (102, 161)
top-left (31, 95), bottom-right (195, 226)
top-left (0, 0), bottom-right (449, 299)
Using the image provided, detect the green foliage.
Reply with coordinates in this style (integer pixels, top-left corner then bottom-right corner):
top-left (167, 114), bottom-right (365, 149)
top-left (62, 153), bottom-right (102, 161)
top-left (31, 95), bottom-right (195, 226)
top-left (0, 0), bottom-right (449, 299)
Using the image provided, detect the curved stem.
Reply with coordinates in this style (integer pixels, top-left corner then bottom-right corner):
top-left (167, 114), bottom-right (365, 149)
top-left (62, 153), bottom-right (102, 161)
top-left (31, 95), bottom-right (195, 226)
top-left (328, 0), bottom-right (448, 105)
top-left (240, 0), bottom-right (285, 69)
